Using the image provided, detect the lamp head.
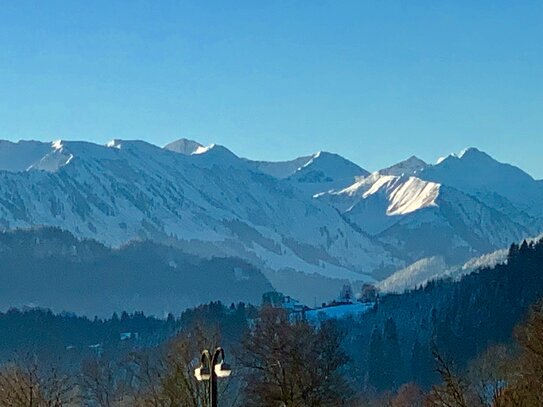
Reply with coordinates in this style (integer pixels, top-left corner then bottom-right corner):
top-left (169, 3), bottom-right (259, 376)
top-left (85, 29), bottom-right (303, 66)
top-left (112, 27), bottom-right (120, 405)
top-left (214, 361), bottom-right (232, 378)
top-left (194, 365), bottom-right (211, 381)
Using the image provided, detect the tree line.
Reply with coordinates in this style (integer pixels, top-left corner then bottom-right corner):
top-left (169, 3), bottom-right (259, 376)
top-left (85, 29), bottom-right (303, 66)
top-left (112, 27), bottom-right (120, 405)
top-left (1, 302), bottom-right (543, 406)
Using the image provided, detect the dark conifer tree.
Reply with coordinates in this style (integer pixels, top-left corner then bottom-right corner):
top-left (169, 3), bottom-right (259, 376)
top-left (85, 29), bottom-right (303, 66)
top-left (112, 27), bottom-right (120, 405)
top-left (383, 317), bottom-right (403, 389)
top-left (368, 326), bottom-right (386, 391)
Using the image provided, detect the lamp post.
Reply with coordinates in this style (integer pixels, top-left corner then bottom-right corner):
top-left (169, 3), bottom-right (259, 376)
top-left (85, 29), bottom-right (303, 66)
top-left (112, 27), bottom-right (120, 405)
top-left (194, 347), bottom-right (231, 407)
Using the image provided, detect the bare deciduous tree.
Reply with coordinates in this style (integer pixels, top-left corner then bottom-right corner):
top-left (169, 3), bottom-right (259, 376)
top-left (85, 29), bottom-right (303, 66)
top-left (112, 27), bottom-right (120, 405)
top-left (0, 357), bottom-right (75, 407)
top-left (496, 302), bottom-right (543, 406)
top-left (240, 307), bottom-right (350, 407)
top-left (425, 350), bottom-right (480, 407)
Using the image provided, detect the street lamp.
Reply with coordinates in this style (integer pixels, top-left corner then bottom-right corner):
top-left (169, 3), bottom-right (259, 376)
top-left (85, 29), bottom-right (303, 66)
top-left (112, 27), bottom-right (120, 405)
top-left (194, 347), bottom-right (232, 407)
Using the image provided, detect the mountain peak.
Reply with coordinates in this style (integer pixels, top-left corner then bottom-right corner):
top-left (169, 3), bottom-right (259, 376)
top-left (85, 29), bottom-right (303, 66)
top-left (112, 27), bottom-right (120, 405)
top-left (164, 138), bottom-right (204, 155)
top-left (420, 146), bottom-right (541, 217)
top-left (288, 151), bottom-right (369, 195)
top-left (379, 155), bottom-right (428, 177)
top-left (457, 147), bottom-right (492, 160)
top-left (430, 147), bottom-right (525, 176)
top-left (296, 151), bottom-right (369, 179)
top-left (436, 147), bottom-right (493, 165)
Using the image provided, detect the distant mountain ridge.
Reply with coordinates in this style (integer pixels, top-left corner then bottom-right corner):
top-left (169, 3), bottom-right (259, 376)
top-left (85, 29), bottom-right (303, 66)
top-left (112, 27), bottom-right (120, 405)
top-left (0, 138), bottom-right (541, 306)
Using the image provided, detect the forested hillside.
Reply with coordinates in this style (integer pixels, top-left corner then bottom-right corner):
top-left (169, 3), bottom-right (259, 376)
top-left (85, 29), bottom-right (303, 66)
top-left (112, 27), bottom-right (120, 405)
top-left (346, 237), bottom-right (543, 391)
top-left (0, 228), bottom-right (273, 315)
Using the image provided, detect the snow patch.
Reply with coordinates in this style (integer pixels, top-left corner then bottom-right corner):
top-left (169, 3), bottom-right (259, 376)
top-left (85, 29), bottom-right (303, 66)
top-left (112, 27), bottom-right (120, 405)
top-left (378, 256), bottom-right (449, 293)
top-left (106, 139), bottom-right (122, 149)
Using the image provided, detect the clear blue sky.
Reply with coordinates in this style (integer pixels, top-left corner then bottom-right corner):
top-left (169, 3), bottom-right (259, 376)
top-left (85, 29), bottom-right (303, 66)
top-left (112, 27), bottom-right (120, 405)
top-left (0, 1), bottom-right (541, 177)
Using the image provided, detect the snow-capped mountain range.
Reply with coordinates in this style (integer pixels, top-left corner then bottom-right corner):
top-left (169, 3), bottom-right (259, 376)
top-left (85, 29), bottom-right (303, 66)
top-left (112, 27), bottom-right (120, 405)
top-left (0, 138), bottom-right (541, 304)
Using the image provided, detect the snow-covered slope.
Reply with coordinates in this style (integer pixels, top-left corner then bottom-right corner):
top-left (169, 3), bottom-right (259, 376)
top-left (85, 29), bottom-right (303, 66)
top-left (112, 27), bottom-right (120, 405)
top-left (419, 147), bottom-right (543, 220)
top-left (379, 233), bottom-right (543, 294)
top-left (0, 139), bottom-right (541, 303)
top-left (378, 249), bottom-right (510, 294)
top-left (320, 174), bottom-right (440, 235)
top-left (0, 139), bottom-right (402, 301)
top-left (378, 256), bottom-right (449, 293)
top-left (319, 171), bottom-right (531, 267)
top-left (376, 185), bottom-right (529, 262)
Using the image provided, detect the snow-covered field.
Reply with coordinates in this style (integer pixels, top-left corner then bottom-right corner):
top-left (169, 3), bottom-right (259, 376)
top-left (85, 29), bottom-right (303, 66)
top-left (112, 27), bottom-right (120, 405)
top-left (305, 303), bottom-right (375, 322)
